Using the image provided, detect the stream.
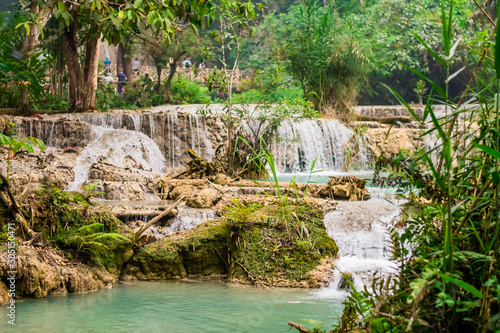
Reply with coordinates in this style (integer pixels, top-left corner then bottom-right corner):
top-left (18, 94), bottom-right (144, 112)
top-left (0, 281), bottom-right (344, 333)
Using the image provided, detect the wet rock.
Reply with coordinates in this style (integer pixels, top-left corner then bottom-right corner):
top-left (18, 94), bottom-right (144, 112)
top-left (170, 185), bottom-right (196, 200)
top-left (0, 245), bottom-right (115, 303)
top-left (0, 115), bottom-right (96, 148)
top-left (126, 203), bottom-right (337, 288)
top-left (325, 176), bottom-right (370, 201)
top-left (1, 150), bottom-right (77, 195)
top-left (0, 281), bottom-right (9, 304)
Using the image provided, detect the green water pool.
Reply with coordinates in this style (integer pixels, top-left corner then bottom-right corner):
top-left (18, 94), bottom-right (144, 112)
top-left (1, 281), bottom-right (344, 333)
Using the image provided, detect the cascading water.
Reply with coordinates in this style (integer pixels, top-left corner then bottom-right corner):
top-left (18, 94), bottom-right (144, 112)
top-left (315, 198), bottom-right (403, 298)
top-left (68, 126), bottom-right (166, 191)
top-left (272, 119), bottom-right (369, 173)
top-left (66, 112), bottom-right (215, 168)
top-left (167, 207), bottom-right (216, 233)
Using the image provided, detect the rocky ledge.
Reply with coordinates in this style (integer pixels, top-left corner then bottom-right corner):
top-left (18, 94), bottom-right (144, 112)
top-left (124, 201), bottom-right (338, 288)
top-left (0, 245), bottom-right (115, 303)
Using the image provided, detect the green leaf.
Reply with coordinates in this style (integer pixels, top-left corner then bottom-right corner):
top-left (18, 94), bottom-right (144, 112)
top-left (0, 62), bottom-right (10, 72)
top-left (447, 38), bottom-right (461, 60)
top-left (496, 0), bottom-right (500, 78)
top-left (402, 64), bottom-right (446, 98)
top-left (133, 0), bottom-right (144, 9)
top-left (382, 83), bottom-right (421, 123)
top-left (414, 33), bottom-right (446, 67)
top-left (438, 273), bottom-right (483, 299)
top-left (446, 66), bottom-right (466, 84)
top-left (422, 154), bottom-right (446, 192)
top-left (492, 171), bottom-right (500, 186)
top-left (472, 142), bottom-right (500, 159)
top-left (441, 0), bottom-right (450, 56)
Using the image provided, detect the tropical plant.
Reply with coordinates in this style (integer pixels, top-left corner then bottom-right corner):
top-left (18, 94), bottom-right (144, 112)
top-left (283, 0), bottom-right (379, 118)
top-left (0, 122), bottom-right (45, 179)
top-left (413, 80), bottom-right (427, 105)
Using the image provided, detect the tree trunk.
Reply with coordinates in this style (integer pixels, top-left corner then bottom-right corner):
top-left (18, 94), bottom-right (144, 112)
top-left (82, 36), bottom-right (101, 110)
top-left (155, 63), bottom-right (162, 92)
top-left (163, 60), bottom-right (178, 103)
top-left (122, 44), bottom-right (133, 80)
top-left (62, 9), bottom-right (81, 111)
top-left (164, 53), bottom-right (185, 103)
top-left (19, 0), bottom-right (52, 114)
top-left (116, 43), bottom-right (124, 74)
top-left (117, 42), bottom-right (133, 80)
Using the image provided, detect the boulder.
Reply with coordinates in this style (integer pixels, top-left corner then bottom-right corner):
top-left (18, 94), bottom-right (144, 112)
top-left (186, 188), bottom-right (219, 208)
top-left (125, 203), bottom-right (337, 288)
top-left (0, 246), bottom-right (115, 303)
top-left (170, 185), bottom-right (196, 200)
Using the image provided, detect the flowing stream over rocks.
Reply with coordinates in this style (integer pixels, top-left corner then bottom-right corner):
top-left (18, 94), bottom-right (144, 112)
top-left (68, 126), bottom-right (166, 191)
top-left (315, 197), bottom-right (403, 298)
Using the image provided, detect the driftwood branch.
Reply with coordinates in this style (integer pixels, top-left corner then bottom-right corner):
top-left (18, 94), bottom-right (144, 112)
top-left (134, 195), bottom-right (185, 241)
top-left (287, 321), bottom-right (311, 333)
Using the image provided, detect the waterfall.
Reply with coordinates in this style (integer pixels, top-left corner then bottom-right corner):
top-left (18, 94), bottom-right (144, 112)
top-left (19, 111), bottom-right (370, 173)
top-left (68, 125), bottom-right (166, 191)
top-left (65, 112), bottom-right (214, 168)
top-left (315, 198), bottom-right (403, 298)
top-left (272, 119), bottom-right (368, 173)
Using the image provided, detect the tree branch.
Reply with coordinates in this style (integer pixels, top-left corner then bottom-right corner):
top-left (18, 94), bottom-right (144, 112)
top-left (134, 195), bottom-right (185, 241)
top-left (287, 321), bottom-right (311, 333)
top-left (0, 174), bottom-right (36, 239)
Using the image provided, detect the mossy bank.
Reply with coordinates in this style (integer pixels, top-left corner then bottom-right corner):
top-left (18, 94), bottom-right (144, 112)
top-left (125, 202), bottom-right (338, 288)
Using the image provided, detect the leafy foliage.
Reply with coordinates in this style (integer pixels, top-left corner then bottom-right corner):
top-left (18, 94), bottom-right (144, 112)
top-left (329, 1), bottom-right (500, 331)
top-left (282, 0), bottom-right (379, 118)
top-left (0, 121), bottom-right (45, 178)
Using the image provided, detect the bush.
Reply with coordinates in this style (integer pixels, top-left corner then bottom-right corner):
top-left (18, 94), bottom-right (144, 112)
top-left (170, 78), bottom-right (211, 104)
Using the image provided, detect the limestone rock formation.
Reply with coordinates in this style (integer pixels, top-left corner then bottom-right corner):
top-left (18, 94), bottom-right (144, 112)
top-left (365, 128), bottom-right (423, 157)
top-left (325, 176), bottom-right (370, 201)
top-left (0, 246), bottom-right (115, 304)
top-left (186, 188), bottom-right (220, 208)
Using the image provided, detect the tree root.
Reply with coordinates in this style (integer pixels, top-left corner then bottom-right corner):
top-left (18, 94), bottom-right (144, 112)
top-left (0, 173), bottom-right (37, 240)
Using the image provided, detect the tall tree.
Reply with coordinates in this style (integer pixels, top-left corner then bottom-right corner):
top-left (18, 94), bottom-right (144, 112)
top-left (54, 0), bottom-right (246, 112)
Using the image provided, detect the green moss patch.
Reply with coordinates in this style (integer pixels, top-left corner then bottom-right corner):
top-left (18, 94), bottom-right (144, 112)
top-left (128, 202), bottom-right (337, 287)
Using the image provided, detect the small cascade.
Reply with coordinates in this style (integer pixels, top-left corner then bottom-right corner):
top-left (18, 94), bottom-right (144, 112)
top-left (68, 126), bottom-right (166, 191)
top-left (166, 207), bottom-right (216, 233)
top-left (317, 198), bottom-right (403, 297)
top-left (272, 119), bottom-right (369, 173)
top-left (122, 205), bottom-right (216, 240)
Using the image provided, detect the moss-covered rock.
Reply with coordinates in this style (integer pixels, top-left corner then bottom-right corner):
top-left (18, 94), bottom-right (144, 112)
top-left (0, 245), bottom-right (115, 304)
top-left (126, 203), bottom-right (337, 288)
